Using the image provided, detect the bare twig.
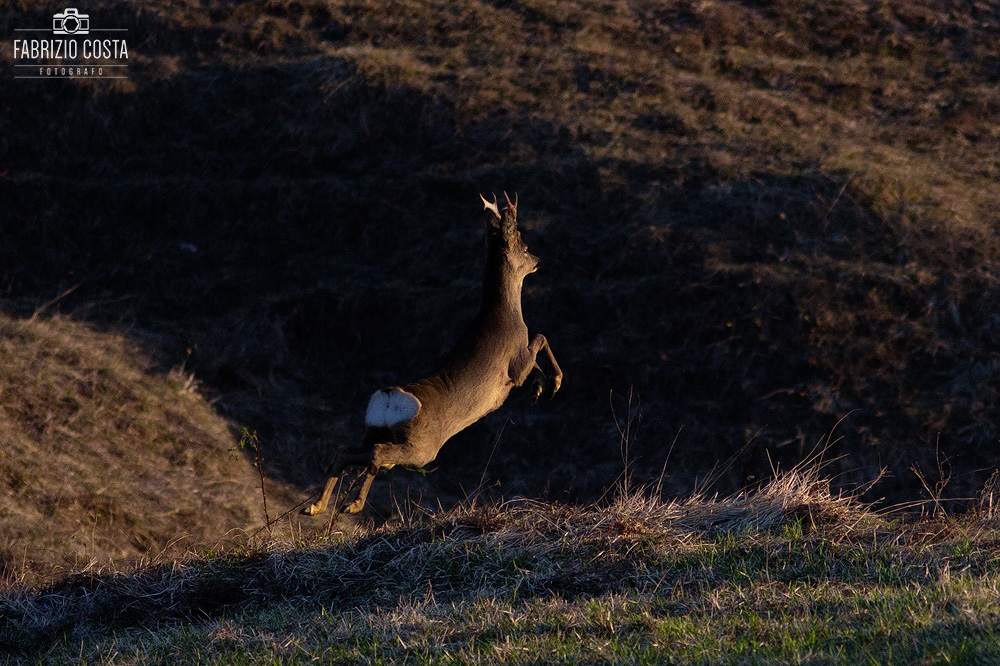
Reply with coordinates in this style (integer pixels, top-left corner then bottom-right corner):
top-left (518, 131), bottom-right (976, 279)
top-left (240, 428), bottom-right (271, 537)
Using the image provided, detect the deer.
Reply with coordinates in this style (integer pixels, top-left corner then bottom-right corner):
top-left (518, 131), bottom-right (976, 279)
top-left (302, 193), bottom-right (562, 516)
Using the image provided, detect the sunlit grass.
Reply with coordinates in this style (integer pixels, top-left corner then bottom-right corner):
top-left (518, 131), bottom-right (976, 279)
top-left (7, 468), bottom-right (1000, 664)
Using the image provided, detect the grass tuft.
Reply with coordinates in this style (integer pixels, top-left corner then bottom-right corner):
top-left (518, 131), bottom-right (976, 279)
top-left (9, 467), bottom-right (998, 663)
top-left (0, 470), bottom-right (976, 654)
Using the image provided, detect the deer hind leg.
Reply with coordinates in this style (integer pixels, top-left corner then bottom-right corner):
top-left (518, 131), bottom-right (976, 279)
top-left (301, 446), bottom-right (370, 516)
top-left (338, 442), bottom-right (403, 513)
top-left (341, 465), bottom-right (378, 514)
top-left (302, 473), bottom-right (343, 516)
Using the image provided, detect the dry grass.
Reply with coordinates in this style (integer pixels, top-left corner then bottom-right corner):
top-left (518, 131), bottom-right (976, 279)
top-left (2, 468), bottom-right (870, 650)
top-left (5, 468), bottom-right (1000, 663)
top-left (0, 312), bottom-right (294, 584)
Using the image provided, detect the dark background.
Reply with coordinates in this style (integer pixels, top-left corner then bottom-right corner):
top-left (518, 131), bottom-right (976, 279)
top-left (3, 0), bottom-right (1000, 515)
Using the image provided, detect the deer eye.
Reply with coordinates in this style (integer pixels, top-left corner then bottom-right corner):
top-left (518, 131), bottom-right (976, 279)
top-left (522, 245), bottom-right (529, 254)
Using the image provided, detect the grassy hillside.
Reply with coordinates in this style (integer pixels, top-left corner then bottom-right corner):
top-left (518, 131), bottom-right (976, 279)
top-left (5, 471), bottom-right (1000, 664)
top-left (3, 2), bottom-right (1000, 659)
top-left (0, 312), bottom-right (286, 581)
top-left (2, 0), bottom-right (1000, 518)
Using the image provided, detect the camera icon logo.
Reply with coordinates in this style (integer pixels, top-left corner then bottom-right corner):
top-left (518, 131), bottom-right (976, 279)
top-left (52, 8), bottom-right (90, 35)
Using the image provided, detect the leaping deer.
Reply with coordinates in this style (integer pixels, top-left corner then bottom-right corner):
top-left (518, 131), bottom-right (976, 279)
top-left (302, 193), bottom-right (562, 516)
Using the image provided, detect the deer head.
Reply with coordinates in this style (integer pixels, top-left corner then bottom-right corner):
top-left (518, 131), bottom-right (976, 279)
top-left (481, 191), bottom-right (539, 277)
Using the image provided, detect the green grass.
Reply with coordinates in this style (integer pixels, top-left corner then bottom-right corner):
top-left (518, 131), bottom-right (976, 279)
top-left (7, 470), bottom-right (1000, 664)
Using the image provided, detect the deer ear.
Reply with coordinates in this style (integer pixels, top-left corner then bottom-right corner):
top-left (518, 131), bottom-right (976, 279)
top-left (480, 193), bottom-right (501, 227)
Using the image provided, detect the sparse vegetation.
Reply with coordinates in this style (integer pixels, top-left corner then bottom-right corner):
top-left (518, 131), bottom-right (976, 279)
top-left (0, 313), bottom-right (287, 582)
top-left (5, 470), bottom-right (1000, 664)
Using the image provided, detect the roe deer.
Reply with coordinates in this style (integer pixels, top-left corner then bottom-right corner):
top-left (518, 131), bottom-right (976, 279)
top-left (302, 193), bottom-right (562, 515)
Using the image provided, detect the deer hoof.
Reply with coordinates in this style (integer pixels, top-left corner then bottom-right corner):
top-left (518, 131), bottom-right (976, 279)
top-left (341, 499), bottom-right (366, 514)
top-left (549, 375), bottom-right (562, 397)
top-left (531, 378), bottom-right (545, 402)
top-left (301, 504), bottom-right (323, 516)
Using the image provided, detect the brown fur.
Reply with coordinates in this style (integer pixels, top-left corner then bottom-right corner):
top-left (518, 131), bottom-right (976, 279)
top-left (303, 194), bottom-right (562, 515)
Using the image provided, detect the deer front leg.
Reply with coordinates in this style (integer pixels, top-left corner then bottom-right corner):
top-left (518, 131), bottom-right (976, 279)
top-left (528, 364), bottom-right (546, 401)
top-left (536, 334), bottom-right (563, 395)
top-left (512, 334), bottom-right (562, 397)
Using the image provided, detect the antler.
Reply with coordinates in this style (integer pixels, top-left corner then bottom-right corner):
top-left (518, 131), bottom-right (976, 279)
top-left (503, 191), bottom-right (518, 214)
top-left (480, 193), bottom-right (500, 219)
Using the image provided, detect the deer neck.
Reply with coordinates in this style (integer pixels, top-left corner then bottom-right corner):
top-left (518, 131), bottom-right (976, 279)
top-left (480, 251), bottom-right (523, 319)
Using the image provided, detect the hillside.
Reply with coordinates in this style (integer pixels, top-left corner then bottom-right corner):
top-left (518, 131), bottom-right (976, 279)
top-left (0, 312), bottom-right (284, 581)
top-left (2, 0), bottom-right (1000, 522)
top-left (4, 472), bottom-right (1000, 664)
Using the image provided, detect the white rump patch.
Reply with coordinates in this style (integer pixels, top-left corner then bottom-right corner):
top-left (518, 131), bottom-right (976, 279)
top-left (365, 388), bottom-right (421, 428)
